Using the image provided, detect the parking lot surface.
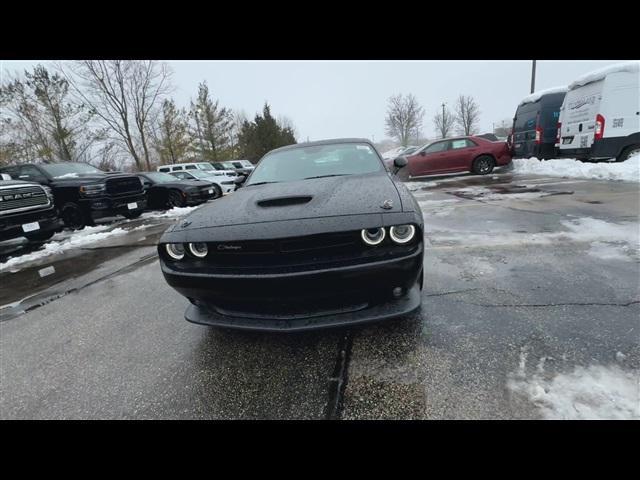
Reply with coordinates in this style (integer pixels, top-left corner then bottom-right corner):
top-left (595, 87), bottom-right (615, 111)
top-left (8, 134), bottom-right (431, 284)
top-left (1, 171), bottom-right (639, 419)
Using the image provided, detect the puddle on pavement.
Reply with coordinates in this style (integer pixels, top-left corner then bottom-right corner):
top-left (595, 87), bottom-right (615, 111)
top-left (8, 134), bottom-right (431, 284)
top-left (0, 227), bottom-right (165, 316)
top-left (447, 184), bottom-right (574, 200)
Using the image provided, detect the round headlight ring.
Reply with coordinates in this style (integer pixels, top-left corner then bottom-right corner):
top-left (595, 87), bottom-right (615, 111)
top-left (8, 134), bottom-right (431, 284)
top-left (390, 224), bottom-right (416, 244)
top-left (361, 227), bottom-right (386, 246)
top-left (165, 243), bottom-right (185, 260)
top-left (188, 242), bottom-right (209, 258)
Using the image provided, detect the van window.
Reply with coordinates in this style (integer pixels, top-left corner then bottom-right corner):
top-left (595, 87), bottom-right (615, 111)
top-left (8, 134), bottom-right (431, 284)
top-left (185, 165), bottom-right (197, 170)
top-left (158, 167), bottom-right (170, 172)
top-left (514, 102), bottom-right (538, 132)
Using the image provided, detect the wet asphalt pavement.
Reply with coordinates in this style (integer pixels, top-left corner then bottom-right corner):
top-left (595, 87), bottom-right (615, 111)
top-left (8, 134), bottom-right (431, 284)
top-left (1, 171), bottom-right (639, 419)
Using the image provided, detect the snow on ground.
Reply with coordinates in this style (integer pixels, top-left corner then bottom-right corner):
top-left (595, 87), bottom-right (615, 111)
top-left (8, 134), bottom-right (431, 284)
top-left (508, 356), bottom-right (640, 419)
top-left (0, 226), bottom-right (130, 272)
top-left (141, 206), bottom-right (199, 220)
top-left (425, 215), bottom-right (639, 259)
top-left (512, 154), bottom-right (640, 182)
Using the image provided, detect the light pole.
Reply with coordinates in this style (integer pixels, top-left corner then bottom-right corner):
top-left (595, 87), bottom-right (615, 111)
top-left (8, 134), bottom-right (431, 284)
top-left (194, 108), bottom-right (205, 158)
top-left (441, 102), bottom-right (447, 138)
top-left (530, 60), bottom-right (537, 94)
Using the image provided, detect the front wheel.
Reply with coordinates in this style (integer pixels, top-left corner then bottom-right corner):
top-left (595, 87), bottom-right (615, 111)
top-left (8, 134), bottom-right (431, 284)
top-left (472, 155), bottom-right (495, 175)
top-left (61, 202), bottom-right (88, 230)
top-left (167, 190), bottom-right (186, 209)
top-left (211, 184), bottom-right (222, 199)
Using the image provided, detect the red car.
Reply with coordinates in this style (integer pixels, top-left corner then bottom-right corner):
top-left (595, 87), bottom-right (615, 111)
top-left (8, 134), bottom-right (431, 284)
top-left (399, 136), bottom-right (512, 178)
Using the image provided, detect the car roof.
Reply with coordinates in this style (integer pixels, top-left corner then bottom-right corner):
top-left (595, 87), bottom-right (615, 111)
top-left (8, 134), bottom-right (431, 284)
top-left (266, 138), bottom-right (374, 155)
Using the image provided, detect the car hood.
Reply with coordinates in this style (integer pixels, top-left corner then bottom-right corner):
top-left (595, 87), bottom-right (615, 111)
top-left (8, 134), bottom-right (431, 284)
top-left (178, 172), bottom-right (403, 229)
top-left (158, 180), bottom-right (212, 189)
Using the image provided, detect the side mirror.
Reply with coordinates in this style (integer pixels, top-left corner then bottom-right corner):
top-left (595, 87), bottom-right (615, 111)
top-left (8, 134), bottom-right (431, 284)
top-left (419, 151), bottom-right (426, 156)
top-left (233, 174), bottom-right (247, 189)
top-left (392, 156), bottom-right (408, 175)
top-left (1, 173), bottom-right (11, 181)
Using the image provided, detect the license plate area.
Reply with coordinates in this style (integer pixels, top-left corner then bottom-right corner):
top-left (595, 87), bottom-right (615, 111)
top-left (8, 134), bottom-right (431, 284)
top-left (562, 137), bottom-right (574, 145)
top-left (22, 222), bottom-right (40, 232)
top-left (127, 202), bottom-right (137, 210)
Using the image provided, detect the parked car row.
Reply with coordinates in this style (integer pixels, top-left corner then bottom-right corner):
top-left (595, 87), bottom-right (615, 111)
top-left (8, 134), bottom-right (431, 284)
top-left (0, 159), bottom-right (253, 244)
top-left (510, 61), bottom-right (639, 162)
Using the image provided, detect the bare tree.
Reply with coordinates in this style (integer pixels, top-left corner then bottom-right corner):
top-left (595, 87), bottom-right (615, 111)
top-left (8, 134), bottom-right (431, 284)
top-left (384, 93), bottom-right (424, 146)
top-left (59, 61), bottom-right (172, 171)
top-left (454, 94), bottom-right (481, 136)
top-left (433, 103), bottom-right (456, 139)
top-left (0, 65), bottom-right (97, 164)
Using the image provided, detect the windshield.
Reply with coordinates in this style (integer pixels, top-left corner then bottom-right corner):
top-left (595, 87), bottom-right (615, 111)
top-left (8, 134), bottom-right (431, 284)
top-left (142, 172), bottom-right (177, 183)
top-left (197, 163), bottom-right (214, 170)
top-left (40, 163), bottom-right (103, 178)
top-left (246, 142), bottom-right (383, 186)
top-left (239, 160), bottom-right (253, 167)
top-left (187, 170), bottom-right (214, 180)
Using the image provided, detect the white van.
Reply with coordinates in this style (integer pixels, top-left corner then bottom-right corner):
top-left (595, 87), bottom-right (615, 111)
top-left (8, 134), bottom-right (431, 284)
top-left (556, 61), bottom-right (639, 161)
top-left (157, 162), bottom-right (237, 178)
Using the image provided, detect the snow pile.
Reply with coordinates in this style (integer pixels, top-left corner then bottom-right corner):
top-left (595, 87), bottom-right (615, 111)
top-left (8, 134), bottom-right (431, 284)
top-left (509, 363), bottom-right (640, 420)
top-left (512, 154), bottom-right (640, 182)
top-left (141, 206), bottom-right (199, 220)
top-left (519, 85), bottom-right (568, 105)
top-left (569, 61), bottom-right (640, 90)
top-left (53, 173), bottom-right (80, 179)
top-left (0, 225), bottom-right (130, 271)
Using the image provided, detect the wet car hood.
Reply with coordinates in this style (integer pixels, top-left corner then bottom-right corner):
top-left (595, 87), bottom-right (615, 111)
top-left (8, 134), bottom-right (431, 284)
top-left (178, 172), bottom-right (403, 229)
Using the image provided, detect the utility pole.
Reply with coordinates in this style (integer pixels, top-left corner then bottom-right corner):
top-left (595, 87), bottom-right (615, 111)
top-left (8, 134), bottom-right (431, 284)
top-left (194, 108), bottom-right (205, 159)
top-left (530, 60), bottom-right (537, 94)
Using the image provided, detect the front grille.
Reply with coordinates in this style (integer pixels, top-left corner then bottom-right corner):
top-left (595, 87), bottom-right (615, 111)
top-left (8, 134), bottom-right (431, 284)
top-left (105, 177), bottom-right (143, 196)
top-left (167, 230), bottom-right (419, 273)
top-left (0, 185), bottom-right (49, 213)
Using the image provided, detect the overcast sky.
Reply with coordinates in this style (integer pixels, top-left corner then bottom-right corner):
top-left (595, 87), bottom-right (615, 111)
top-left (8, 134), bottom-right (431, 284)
top-left (0, 60), bottom-right (624, 143)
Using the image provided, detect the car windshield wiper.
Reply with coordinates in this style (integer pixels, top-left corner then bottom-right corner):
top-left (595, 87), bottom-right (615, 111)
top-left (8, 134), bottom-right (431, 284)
top-left (302, 174), bottom-right (348, 180)
top-left (245, 181), bottom-right (279, 187)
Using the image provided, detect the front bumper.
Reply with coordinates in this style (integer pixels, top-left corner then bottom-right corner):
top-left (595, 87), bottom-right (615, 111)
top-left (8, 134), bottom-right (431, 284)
top-left (185, 189), bottom-right (217, 205)
top-left (161, 248), bottom-right (423, 331)
top-left (81, 193), bottom-right (147, 218)
top-left (0, 206), bottom-right (62, 241)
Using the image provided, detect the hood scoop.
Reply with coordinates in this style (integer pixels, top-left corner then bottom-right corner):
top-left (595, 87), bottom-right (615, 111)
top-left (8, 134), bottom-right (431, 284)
top-left (257, 196), bottom-right (313, 208)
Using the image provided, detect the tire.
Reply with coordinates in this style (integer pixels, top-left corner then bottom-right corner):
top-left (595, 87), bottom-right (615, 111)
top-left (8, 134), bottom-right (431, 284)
top-left (211, 185), bottom-right (222, 199)
top-left (472, 155), bottom-right (495, 175)
top-left (123, 209), bottom-right (142, 219)
top-left (61, 202), bottom-right (88, 230)
top-left (617, 144), bottom-right (640, 162)
top-left (167, 190), bottom-right (186, 209)
top-left (25, 230), bottom-right (55, 242)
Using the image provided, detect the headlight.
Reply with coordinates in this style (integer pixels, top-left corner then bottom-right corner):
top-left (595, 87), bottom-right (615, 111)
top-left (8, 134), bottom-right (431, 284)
top-left (361, 227), bottom-right (386, 246)
top-left (188, 242), bottom-right (208, 258)
top-left (42, 185), bottom-right (53, 199)
top-left (165, 243), bottom-right (185, 260)
top-left (390, 224), bottom-right (416, 244)
top-left (79, 183), bottom-right (106, 196)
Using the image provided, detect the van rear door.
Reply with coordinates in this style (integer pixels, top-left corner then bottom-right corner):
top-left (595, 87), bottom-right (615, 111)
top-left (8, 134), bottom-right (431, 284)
top-left (559, 80), bottom-right (603, 152)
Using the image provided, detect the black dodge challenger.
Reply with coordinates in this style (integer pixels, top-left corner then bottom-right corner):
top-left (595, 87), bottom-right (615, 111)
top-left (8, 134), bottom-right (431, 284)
top-left (158, 138), bottom-right (424, 331)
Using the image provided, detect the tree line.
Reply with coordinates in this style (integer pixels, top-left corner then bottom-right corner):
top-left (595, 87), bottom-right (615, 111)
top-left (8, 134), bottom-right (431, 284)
top-left (0, 61), bottom-right (296, 171)
top-left (384, 93), bottom-right (482, 147)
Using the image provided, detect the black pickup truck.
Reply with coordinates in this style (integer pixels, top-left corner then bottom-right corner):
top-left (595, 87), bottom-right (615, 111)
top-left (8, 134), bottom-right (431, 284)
top-left (0, 176), bottom-right (63, 242)
top-left (0, 163), bottom-right (146, 229)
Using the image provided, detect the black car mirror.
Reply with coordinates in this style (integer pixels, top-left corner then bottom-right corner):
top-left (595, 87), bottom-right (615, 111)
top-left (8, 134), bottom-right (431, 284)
top-left (233, 174), bottom-right (247, 189)
top-left (419, 151), bottom-right (426, 156)
top-left (392, 156), bottom-right (408, 175)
